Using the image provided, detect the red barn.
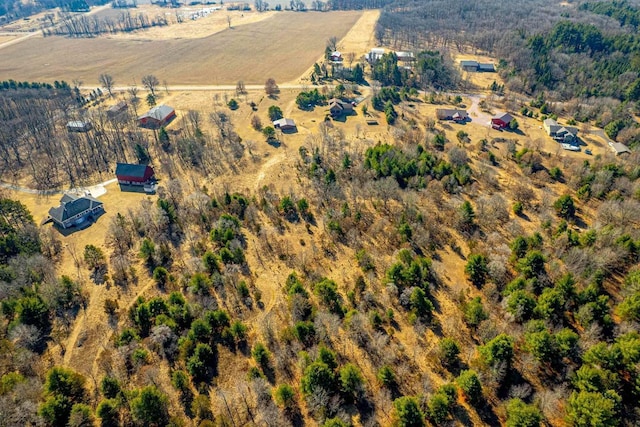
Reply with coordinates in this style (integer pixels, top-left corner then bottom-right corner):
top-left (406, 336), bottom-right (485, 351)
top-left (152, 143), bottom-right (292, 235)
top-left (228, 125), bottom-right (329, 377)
top-left (492, 112), bottom-right (514, 129)
top-left (137, 105), bottom-right (176, 129)
top-left (115, 163), bottom-right (155, 186)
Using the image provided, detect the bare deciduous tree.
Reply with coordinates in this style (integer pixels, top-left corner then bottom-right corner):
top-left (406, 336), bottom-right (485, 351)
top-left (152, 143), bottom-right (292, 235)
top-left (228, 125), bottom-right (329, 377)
top-left (142, 74), bottom-right (160, 96)
top-left (264, 78), bottom-right (279, 97)
top-left (99, 73), bottom-right (115, 97)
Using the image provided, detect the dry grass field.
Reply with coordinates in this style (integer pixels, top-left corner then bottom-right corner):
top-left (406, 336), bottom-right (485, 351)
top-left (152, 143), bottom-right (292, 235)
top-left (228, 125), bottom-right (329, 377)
top-left (0, 10), bottom-right (362, 85)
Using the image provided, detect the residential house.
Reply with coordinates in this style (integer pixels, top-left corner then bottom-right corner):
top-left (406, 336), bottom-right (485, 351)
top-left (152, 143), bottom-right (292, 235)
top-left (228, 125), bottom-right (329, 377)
top-left (436, 109), bottom-right (469, 122)
top-left (543, 118), bottom-right (578, 143)
top-left (491, 112), bottom-right (514, 129)
top-left (137, 105), bottom-right (176, 129)
top-left (329, 98), bottom-right (354, 117)
top-left (330, 51), bottom-right (343, 62)
top-left (48, 193), bottom-right (104, 229)
top-left (66, 120), bottom-right (92, 132)
top-left (115, 163), bottom-right (156, 186)
top-left (366, 47), bottom-right (385, 63)
top-left (273, 118), bottom-right (297, 131)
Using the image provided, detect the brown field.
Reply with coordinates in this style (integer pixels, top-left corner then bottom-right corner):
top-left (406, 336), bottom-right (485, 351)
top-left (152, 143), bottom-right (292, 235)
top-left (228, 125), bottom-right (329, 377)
top-left (0, 35), bottom-right (18, 45)
top-left (0, 10), bottom-right (362, 85)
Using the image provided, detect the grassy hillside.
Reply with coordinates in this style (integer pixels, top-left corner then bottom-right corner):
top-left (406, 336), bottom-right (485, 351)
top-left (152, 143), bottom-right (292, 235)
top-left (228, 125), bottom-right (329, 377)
top-left (1, 81), bottom-right (639, 426)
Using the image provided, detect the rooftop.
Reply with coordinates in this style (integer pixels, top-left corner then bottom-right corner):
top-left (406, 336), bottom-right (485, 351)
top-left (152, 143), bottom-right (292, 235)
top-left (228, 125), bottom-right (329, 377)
top-left (115, 162), bottom-right (151, 178)
top-left (139, 105), bottom-right (174, 121)
top-left (49, 193), bottom-right (102, 223)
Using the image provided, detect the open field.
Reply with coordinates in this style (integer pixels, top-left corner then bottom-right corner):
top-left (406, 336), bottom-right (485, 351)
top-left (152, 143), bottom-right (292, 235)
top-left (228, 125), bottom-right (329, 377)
top-left (0, 34), bottom-right (18, 44)
top-left (0, 10), bottom-right (362, 85)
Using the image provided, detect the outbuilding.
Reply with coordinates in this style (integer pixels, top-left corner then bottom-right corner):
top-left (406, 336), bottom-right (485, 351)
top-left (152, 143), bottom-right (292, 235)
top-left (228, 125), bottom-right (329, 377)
top-left (273, 118), bottom-right (297, 131)
top-left (115, 163), bottom-right (156, 186)
top-left (66, 120), bottom-right (92, 132)
top-left (138, 105), bottom-right (176, 129)
top-left (491, 112), bottom-right (514, 129)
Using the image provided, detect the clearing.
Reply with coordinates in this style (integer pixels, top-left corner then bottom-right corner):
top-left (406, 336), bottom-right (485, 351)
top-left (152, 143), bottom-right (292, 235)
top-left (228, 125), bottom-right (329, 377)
top-left (0, 10), bottom-right (362, 85)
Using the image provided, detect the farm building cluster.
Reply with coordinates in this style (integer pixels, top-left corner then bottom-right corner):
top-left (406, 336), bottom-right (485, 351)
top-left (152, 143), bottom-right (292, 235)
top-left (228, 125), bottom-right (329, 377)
top-left (46, 163), bottom-right (157, 231)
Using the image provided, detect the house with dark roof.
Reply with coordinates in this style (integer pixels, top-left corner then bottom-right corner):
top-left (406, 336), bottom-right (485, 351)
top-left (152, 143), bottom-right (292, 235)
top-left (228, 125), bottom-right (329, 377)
top-left (436, 109), bottom-right (469, 122)
top-left (138, 105), bottom-right (176, 129)
top-left (48, 193), bottom-right (104, 229)
top-left (273, 118), bottom-right (297, 131)
top-left (492, 112), bottom-right (514, 129)
top-left (329, 98), bottom-right (354, 117)
top-left (544, 118), bottom-right (578, 143)
top-left (115, 163), bottom-right (155, 186)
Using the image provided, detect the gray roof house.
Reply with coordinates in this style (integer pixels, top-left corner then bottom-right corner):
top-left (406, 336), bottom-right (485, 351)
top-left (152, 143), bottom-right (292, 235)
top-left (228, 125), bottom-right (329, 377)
top-left (48, 193), bottom-right (104, 229)
top-left (436, 109), bottom-right (469, 121)
top-left (543, 118), bottom-right (578, 143)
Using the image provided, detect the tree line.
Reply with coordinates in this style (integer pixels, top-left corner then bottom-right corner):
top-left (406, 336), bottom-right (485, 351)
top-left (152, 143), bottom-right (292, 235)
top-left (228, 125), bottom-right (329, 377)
top-left (43, 10), bottom-right (168, 37)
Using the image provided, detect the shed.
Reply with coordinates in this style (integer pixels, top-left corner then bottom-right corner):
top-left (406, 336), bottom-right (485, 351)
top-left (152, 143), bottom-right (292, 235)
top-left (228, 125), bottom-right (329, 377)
top-left (273, 118), bottom-right (296, 131)
top-left (460, 60), bottom-right (479, 71)
top-left (610, 142), bottom-right (631, 155)
top-left (138, 105), bottom-right (176, 129)
top-left (396, 51), bottom-right (415, 62)
top-left (478, 63), bottom-right (496, 72)
top-left (66, 120), bottom-right (92, 132)
top-left (330, 51), bottom-right (342, 62)
top-left (115, 163), bottom-right (156, 185)
top-left (48, 193), bottom-right (104, 229)
top-left (107, 101), bottom-right (128, 118)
